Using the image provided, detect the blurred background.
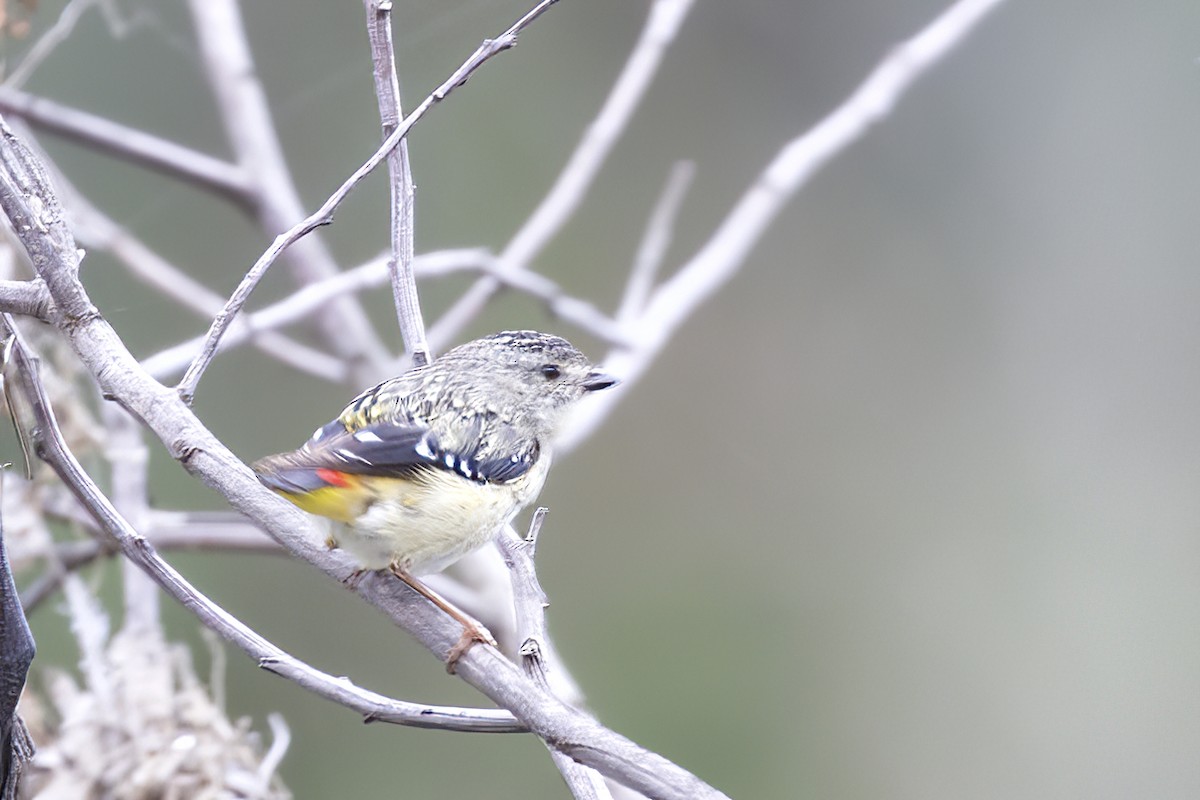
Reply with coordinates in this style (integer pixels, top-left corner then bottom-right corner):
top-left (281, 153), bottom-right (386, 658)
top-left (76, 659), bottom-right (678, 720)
top-left (5, 0), bottom-right (1200, 797)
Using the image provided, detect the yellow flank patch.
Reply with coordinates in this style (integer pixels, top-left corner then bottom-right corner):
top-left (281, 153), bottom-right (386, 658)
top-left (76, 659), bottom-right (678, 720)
top-left (279, 482), bottom-right (367, 524)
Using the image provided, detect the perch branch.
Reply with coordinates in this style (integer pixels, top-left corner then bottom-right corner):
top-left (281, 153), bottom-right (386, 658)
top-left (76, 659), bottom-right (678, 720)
top-left (0, 110), bottom-right (729, 800)
top-left (0, 313), bottom-right (524, 734)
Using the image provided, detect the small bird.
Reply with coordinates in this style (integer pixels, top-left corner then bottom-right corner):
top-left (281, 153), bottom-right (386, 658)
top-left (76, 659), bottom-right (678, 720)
top-left (252, 330), bottom-right (617, 669)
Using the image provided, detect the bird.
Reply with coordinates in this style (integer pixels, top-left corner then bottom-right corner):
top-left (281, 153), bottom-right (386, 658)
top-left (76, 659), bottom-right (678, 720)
top-left (252, 330), bottom-right (618, 669)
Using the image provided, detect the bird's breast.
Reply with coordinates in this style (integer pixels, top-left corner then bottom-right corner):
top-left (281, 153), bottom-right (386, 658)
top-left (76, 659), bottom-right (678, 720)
top-left (335, 456), bottom-right (551, 573)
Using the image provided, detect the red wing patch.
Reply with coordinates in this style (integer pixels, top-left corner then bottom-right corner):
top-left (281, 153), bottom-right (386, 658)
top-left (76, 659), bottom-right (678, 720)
top-left (315, 468), bottom-right (352, 488)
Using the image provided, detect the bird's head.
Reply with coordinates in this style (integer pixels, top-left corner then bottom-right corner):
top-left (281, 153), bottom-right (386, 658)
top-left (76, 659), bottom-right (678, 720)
top-left (440, 330), bottom-right (618, 436)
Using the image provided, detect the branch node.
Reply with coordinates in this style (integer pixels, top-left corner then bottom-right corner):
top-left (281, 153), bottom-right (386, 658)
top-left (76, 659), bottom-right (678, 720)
top-left (170, 439), bottom-right (202, 465)
top-left (518, 636), bottom-right (543, 660)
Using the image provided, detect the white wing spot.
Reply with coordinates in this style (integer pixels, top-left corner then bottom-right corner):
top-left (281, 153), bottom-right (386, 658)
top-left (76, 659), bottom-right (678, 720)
top-left (353, 430), bottom-right (384, 443)
top-left (414, 435), bottom-right (436, 461)
top-left (335, 448), bottom-right (370, 464)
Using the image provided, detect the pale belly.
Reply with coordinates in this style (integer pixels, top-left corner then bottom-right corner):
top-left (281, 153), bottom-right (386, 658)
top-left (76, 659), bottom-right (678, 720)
top-left (330, 460), bottom-right (549, 574)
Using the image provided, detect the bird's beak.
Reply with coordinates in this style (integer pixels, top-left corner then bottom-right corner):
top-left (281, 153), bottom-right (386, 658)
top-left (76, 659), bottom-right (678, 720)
top-left (582, 369), bottom-right (619, 392)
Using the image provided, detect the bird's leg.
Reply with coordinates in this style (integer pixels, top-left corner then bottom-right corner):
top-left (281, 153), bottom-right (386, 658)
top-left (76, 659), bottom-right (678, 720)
top-left (387, 562), bottom-right (497, 673)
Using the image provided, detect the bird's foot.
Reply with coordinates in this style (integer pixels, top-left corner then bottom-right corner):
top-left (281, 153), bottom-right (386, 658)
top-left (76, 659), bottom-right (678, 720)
top-left (342, 568), bottom-right (367, 588)
top-left (445, 621), bottom-right (497, 675)
top-left (385, 561), bottom-right (497, 673)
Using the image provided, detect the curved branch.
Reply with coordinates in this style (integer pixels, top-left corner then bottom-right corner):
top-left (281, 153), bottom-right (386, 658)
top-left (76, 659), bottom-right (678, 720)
top-left (0, 113), bottom-right (729, 800)
top-left (0, 312), bottom-right (524, 734)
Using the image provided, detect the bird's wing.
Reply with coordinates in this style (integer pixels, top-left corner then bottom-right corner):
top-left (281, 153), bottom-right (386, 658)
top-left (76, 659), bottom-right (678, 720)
top-left (290, 415), bottom-right (539, 485)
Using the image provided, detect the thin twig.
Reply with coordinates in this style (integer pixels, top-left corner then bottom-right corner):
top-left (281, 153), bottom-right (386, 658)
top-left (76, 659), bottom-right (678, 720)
top-left (499, 512), bottom-right (612, 800)
top-left (427, 0), bottom-right (694, 354)
top-left (54, 173), bottom-right (345, 381)
top-left (140, 247), bottom-right (625, 381)
top-left (5, 0), bottom-right (142, 90)
top-left (6, 0), bottom-right (101, 88)
top-left (255, 713), bottom-right (291, 793)
top-left (365, 0), bottom-right (428, 367)
top-left (616, 160), bottom-right (694, 324)
top-left (0, 314), bottom-right (525, 734)
top-left (188, 0), bottom-right (392, 386)
top-left (560, 0), bottom-right (1010, 454)
top-left (21, 519), bottom-right (281, 613)
top-left (177, 0), bottom-right (562, 403)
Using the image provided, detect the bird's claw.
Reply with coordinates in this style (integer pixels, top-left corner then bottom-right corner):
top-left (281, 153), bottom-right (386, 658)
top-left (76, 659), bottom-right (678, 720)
top-left (445, 623), bottom-right (497, 674)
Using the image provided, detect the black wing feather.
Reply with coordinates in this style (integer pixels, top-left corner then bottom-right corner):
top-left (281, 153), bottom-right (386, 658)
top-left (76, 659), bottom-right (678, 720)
top-left (311, 417), bottom-right (537, 485)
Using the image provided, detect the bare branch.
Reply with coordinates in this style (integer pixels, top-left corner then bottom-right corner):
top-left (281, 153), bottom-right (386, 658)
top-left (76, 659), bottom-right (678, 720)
top-left (365, 0), bottom-right (428, 367)
top-left (8, 176), bottom-right (347, 383)
top-left (188, 0), bottom-right (392, 384)
top-left (139, 253), bottom-right (398, 381)
top-left (255, 713), bottom-right (291, 793)
top-left (0, 110), bottom-right (730, 800)
top-left (617, 160), bottom-right (694, 324)
top-left (177, 0), bottom-right (564, 402)
top-left (561, 0), bottom-right (1009, 453)
top-left (0, 279), bottom-right (51, 321)
top-left (58, 176), bottom-right (345, 382)
top-left (0, 475), bottom-right (36, 797)
top-left (102, 403), bottom-right (160, 633)
top-left (0, 313), bottom-right (525, 734)
top-left (21, 518), bottom-right (282, 613)
top-left (427, 0), bottom-right (694, 353)
top-left (5, 0), bottom-right (143, 89)
top-left (499, 512), bottom-right (612, 800)
top-left (141, 248), bottom-right (626, 381)
top-left (0, 87), bottom-right (251, 203)
top-left (6, 0), bottom-right (101, 88)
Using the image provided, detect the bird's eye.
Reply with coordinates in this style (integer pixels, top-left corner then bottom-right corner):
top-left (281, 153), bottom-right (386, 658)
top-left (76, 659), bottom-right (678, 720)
top-left (540, 364), bottom-right (561, 380)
